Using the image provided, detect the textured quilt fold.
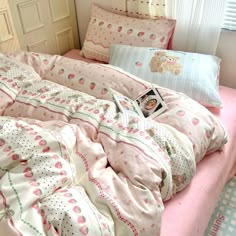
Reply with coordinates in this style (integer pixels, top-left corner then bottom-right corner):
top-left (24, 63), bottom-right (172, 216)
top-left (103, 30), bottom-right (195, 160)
top-left (0, 52), bottom-right (227, 236)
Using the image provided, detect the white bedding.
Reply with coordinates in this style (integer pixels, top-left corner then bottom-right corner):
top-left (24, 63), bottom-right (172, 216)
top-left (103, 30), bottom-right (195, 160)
top-left (0, 52), bottom-right (227, 235)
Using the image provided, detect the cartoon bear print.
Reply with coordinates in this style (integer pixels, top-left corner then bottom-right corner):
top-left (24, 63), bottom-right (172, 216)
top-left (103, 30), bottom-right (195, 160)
top-left (149, 51), bottom-right (182, 75)
top-left (149, 51), bottom-right (167, 73)
top-left (163, 55), bottom-right (182, 75)
top-left (172, 173), bottom-right (187, 187)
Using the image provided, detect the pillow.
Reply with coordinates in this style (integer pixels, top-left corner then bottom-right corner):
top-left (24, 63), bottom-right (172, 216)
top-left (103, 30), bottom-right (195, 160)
top-left (109, 44), bottom-right (222, 108)
top-left (81, 4), bottom-right (176, 63)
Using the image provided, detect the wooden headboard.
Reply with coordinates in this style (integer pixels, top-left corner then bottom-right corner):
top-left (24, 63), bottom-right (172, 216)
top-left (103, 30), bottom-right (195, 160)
top-left (75, 0), bottom-right (112, 48)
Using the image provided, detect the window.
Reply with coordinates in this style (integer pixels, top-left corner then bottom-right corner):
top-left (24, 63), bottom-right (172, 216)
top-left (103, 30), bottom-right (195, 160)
top-left (223, 0), bottom-right (236, 30)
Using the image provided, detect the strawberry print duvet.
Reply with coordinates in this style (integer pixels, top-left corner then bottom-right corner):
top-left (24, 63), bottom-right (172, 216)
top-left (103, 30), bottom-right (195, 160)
top-left (0, 52), bottom-right (228, 236)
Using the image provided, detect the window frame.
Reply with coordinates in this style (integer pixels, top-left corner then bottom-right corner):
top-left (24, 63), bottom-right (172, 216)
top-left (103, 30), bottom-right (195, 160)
top-left (223, 0), bottom-right (236, 30)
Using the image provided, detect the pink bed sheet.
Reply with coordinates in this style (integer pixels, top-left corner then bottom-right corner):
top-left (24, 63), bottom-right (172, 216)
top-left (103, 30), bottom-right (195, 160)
top-left (161, 85), bottom-right (236, 236)
top-left (64, 49), bottom-right (236, 236)
top-left (64, 49), bottom-right (101, 63)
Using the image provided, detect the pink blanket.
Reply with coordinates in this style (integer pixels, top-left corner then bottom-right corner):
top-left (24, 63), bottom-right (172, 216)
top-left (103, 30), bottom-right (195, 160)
top-left (0, 52), bottom-right (228, 236)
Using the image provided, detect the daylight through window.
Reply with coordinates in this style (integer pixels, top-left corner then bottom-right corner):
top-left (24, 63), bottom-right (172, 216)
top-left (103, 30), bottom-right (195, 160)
top-left (223, 0), bottom-right (236, 30)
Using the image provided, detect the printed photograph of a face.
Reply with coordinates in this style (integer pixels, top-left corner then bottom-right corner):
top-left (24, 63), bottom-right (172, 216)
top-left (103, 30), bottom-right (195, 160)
top-left (136, 88), bottom-right (163, 118)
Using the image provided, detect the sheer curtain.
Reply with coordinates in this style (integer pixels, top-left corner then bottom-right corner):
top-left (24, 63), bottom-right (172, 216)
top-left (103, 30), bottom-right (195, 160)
top-left (111, 0), bottom-right (166, 19)
top-left (112, 0), bottom-right (226, 55)
top-left (165, 0), bottom-right (226, 55)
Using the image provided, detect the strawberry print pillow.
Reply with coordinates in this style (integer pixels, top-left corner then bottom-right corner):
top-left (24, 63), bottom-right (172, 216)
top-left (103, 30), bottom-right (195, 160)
top-left (81, 4), bottom-right (176, 63)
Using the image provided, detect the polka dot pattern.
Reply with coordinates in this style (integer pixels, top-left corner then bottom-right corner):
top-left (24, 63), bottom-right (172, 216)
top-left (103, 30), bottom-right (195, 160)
top-left (0, 51), bottom-right (228, 236)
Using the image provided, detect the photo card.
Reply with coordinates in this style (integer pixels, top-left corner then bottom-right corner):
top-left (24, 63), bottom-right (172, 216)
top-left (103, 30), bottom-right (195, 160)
top-left (135, 87), bottom-right (167, 118)
top-left (113, 94), bottom-right (143, 117)
top-left (113, 87), bottom-right (168, 118)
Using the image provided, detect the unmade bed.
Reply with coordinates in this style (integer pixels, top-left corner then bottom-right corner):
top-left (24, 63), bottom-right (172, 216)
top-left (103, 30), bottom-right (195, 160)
top-left (71, 2), bottom-right (236, 234)
top-left (64, 50), bottom-right (236, 236)
top-left (0, 48), bottom-right (235, 236)
top-left (161, 85), bottom-right (236, 236)
top-left (0, 1), bottom-right (236, 235)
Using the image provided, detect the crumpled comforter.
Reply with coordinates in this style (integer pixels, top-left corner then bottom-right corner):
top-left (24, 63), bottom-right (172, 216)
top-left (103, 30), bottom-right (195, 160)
top-left (0, 52), bottom-right (228, 236)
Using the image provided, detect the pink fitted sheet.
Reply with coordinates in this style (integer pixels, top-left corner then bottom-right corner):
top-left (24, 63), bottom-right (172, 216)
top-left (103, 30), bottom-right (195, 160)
top-left (64, 49), bottom-right (101, 63)
top-left (161, 86), bottom-right (236, 236)
top-left (64, 50), bottom-right (236, 236)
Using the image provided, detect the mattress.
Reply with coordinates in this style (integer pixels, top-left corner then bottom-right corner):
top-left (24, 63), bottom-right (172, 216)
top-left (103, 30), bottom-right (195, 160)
top-left (64, 50), bottom-right (236, 236)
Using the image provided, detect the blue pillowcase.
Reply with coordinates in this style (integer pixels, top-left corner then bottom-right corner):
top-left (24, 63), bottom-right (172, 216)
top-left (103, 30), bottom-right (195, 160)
top-left (109, 44), bottom-right (222, 107)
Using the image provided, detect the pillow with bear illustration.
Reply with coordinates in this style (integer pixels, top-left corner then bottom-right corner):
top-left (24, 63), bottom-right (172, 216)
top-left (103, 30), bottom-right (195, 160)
top-left (109, 44), bottom-right (222, 108)
top-left (81, 4), bottom-right (176, 63)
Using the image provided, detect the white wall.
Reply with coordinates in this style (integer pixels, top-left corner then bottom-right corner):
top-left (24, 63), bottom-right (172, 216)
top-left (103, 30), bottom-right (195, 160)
top-left (75, 0), bottom-right (112, 45)
top-left (216, 30), bottom-right (236, 89)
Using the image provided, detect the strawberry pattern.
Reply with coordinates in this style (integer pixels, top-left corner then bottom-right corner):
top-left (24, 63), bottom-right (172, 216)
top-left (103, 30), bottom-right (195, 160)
top-left (81, 5), bottom-right (176, 62)
top-left (0, 53), bottom-right (41, 115)
top-left (0, 51), bottom-right (228, 236)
